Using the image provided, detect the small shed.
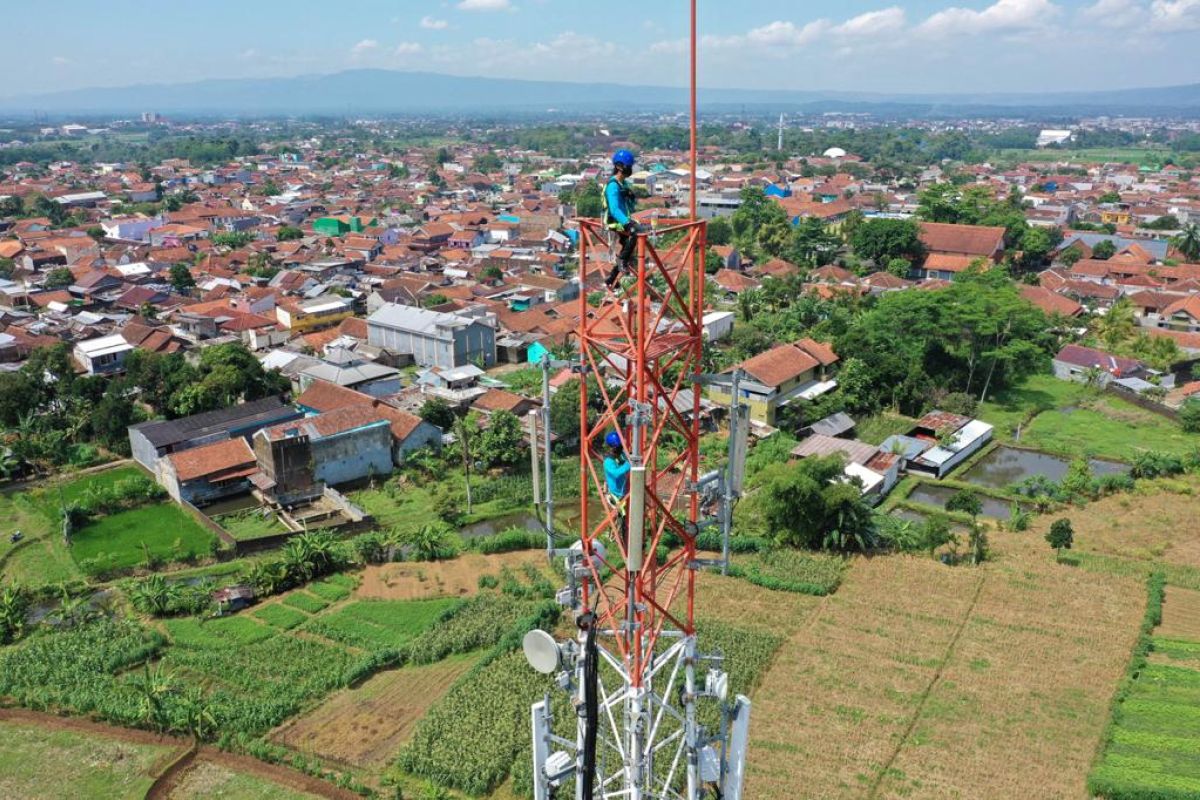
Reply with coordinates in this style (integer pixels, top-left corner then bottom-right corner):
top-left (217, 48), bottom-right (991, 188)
top-left (212, 584), bottom-right (255, 613)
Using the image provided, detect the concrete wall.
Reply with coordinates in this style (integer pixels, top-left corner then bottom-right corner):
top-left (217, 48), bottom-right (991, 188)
top-left (312, 421), bottom-right (394, 486)
top-left (396, 421), bottom-right (443, 463)
top-left (129, 428), bottom-right (162, 471)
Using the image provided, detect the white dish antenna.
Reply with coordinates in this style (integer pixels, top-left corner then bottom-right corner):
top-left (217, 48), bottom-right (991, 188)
top-left (523, 629), bottom-right (562, 675)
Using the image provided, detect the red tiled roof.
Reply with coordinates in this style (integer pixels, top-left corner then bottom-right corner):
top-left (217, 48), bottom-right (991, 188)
top-left (169, 437), bottom-right (256, 483)
top-left (918, 222), bottom-right (1005, 257)
top-left (1019, 285), bottom-right (1083, 317)
top-left (738, 342), bottom-right (820, 387)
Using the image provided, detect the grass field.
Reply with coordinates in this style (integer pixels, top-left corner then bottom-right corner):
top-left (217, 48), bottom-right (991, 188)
top-left (272, 651), bottom-right (481, 768)
top-left (855, 412), bottom-right (918, 447)
top-left (70, 502), bottom-right (217, 575)
top-left (168, 760), bottom-right (322, 800)
top-left (164, 615), bottom-right (276, 649)
top-left (979, 374), bottom-right (1195, 460)
top-left (1090, 588), bottom-right (1200, 798)
top-left (995, 146), bottom-right (1172, 165)
top-left (0, 719), bottom-right (172, 799)
top-left (0, 466), bottom-right (152, 587)
top-left (252, 603), bottom-right (309, 631)
top-left (215, 509), bottom-right (290, 541)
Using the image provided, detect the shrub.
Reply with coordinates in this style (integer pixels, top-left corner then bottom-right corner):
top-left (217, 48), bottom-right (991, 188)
top-left (1131, 451), bottom-right (1185, 479)
top-left (282, 592), bottom-right (329, 614)
top-left (468, 526), bottom-right (544, 555)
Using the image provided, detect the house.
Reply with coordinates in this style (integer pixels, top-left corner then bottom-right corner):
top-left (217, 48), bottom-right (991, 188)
top-left (73, 333), bottom-right (134, 375)
top-left (881, 411), bottom-right (994, 479)
top-left (918, 222), bottom-right (1006, 262)
top-left (1052, 344), bottom-right (1146, 386)
top-left (367, 303), bottom-right (496, 369)
top-left (297, 348), bottom-right (403, 398)
top-left (701, 311), bottom-right (735, 342)
top-left (128, 395), bottom-right (302, 471)
top-left (294, 380), bottom-right (442, 464)
top-left (253, 406), bottom-right (394, 503)
top-left (472, 388), bottom-right (537, 418)
top-left (1019, 285), bottom-right (1084, 318)
top-left (1158, 296), bottom-right (1200, 333)
top-left (705, 338), bottom-right (839, 426)
top-left (275, 296), bottom-right (354, 333)
top-left (789, 433), bottom-right (895, 498)
top-left (159, 437), bottom-right (258, 506)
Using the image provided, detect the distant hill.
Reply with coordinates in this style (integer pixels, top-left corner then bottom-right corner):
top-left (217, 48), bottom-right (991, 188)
top-left (2, 69), bottom-right (1198, 117)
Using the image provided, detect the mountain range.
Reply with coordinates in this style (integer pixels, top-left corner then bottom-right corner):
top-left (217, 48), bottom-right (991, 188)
top-left (3, 69), bottom-right (1198, 117)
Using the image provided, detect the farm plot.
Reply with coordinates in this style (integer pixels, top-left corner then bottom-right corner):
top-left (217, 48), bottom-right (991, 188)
top-left (0, 718), bottom-right (174, 800)
top-left (744, 554), bottom-right (1143, 800)
top-left (70, 503), bottom-right (217, 576)
top-left (355, 550), bottom-right (552, 600)
top-left (1159, 588), bottom-right (1200, 641)
top-left (272, 651), bottom-right (480, 768)
top-left (303, 598), bottom-right (459, 650)
top-left (1091, 592), bottom-right (1200, 798)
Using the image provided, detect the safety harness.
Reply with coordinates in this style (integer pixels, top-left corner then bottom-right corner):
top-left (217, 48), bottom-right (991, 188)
top-left (601, 175), bottom-right (637, 231)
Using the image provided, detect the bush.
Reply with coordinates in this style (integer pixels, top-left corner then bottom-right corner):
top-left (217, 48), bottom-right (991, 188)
top-left (468, 526), bottom-right (544, 555)
top-left (1131, 451), bottom-right (1186, 479)
top-left (726, 549), bottom-right (846, 595)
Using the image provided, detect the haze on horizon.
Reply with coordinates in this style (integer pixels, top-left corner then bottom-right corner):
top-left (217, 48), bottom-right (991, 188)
top-left (11, 0), bottom-right (1200, 98)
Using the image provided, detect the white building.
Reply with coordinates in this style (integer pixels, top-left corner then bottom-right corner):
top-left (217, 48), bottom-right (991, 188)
top-left (1036, 129), bottom-right (1073, 148)
top-left (73, 334), bottom-right (134, 375)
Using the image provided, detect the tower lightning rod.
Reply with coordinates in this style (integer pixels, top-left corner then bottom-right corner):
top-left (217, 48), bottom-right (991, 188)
top-left (689, 0), bottom-right (697, 221)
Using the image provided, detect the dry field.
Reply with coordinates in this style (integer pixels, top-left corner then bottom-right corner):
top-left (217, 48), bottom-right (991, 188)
top-left (1024, 476), bottom-right (1200, 567)
top-left (271, 652), bottom-right (480, 769)
top-left (741, 552), bottom-right (1143, 800)
top-left (1159, 586), bottom-right (1200, 641)
top-left (355, 552), bottom-right (550, 600)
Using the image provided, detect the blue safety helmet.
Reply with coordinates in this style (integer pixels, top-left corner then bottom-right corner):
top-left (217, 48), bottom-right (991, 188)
top-left (605, 432), bottom-right (621, 448)
top-left (612, 149), bottom-right (636, 171)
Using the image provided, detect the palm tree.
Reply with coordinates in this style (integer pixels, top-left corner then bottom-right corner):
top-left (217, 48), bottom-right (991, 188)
top-left (128, 574), bottom-right (180, 616)
top-left (452, 416), bottom-right (477, 514)
top-left (247, 561), bottom-right (288, 596)
top-left (1095, 298), bottom-right (1135, 351)
top-left (1172, 223), bottom-right (1200, 262)
top-left (405, 523), bottom-right (453, 562)
top-left (177, 686), bottom-right (217, 743)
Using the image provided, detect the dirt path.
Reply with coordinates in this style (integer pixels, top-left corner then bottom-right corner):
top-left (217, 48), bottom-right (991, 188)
top-left (0, 708), bottom-right (359, 800)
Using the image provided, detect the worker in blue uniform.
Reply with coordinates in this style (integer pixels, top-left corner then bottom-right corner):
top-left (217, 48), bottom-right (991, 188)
top-left (603, 149), bottom-right (640, 289)
top-left (603, 431), bottom-right (631, 507)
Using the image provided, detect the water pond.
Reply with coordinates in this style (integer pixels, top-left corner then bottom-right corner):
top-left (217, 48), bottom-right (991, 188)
top-left (906, 484), bottom-right (1024, 520)
top-left (960, 446), bottom-right (1127, 490)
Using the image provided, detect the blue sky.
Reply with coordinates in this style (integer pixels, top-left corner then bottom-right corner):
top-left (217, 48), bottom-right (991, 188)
top-left (13, 0), bottom-right (1200, 95)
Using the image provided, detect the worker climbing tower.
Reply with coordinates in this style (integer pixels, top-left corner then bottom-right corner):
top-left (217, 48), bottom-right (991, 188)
top-left (524, 4), bottom-right (751, 799)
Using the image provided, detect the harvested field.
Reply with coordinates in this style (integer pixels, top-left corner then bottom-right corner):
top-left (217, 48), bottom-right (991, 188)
top-left (744, 553), bottom-right (1143, 800)
top-left (1160, 587), bottom-right (1200, 641)
top-left (356, 551), bottom-right (549, 600)
top-left (272, 652), bottom-right (480, 768)
top-left (1023, 476), bottom-right (1200, 567)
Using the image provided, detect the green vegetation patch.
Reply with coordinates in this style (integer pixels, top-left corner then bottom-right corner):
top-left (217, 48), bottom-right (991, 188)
top-left (215, 508), bottom-right (289, 541)
top-left (727, 549), bottom-right (847, 595)
top-left (164, 615), bottom-right (274, 649)
top-left (282, 591), bottom-right (329, 614)
top-left (0, 719), bottom-right (172, 800)
top-left (1090, 573), bottom-right (1200, 799)
top-left (308, 577), bottom-right (354, 603)
top-left (305, 598), bottom-right (459, 650)
top-left (252, 603), bottom-right (309, 631)
top-left (70, 503), bottom-right (217, 576)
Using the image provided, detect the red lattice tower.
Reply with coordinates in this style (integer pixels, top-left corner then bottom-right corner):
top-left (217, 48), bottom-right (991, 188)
top-left (575, 218), bottom-right (707, 689)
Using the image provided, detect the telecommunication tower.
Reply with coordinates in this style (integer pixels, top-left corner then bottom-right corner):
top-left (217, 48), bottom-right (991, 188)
top-left (524, 4), bottom-right (752, 798)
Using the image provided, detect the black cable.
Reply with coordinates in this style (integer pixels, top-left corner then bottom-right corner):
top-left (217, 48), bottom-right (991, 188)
top-left (580, 611), bottom-right (599, 800)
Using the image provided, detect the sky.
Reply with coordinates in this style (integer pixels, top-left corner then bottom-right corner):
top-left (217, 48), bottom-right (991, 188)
top-left (12, 0), bottom-right (1200, 96)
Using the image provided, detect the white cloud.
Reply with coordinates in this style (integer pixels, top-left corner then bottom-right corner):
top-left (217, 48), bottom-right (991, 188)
top-left (420, 16), bottom-right (449, 30)
top-left (457, 0), bottom-right (512, 11)
top-left (1080, 0), bottom-right (1143, 27)
top-left (917, 0), bottom-right (1061, 38)
top-left (349, 39), bottom-right (379, 58)
top-left (394, 42), bottom-right (423, 55)
top-left (1150, 0), bottom-right (1200, 30)
top-left (51, 55), bottom-right (71, 66)
top-left (833, 7), bottom-right (907, 37)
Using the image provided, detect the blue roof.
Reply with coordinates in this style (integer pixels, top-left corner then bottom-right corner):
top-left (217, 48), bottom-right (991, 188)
top-left (499, 214), bottom-right (521, 224)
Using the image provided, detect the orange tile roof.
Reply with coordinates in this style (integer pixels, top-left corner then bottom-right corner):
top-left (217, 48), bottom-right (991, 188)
top-left (169, 438), bottom-right (255, 483)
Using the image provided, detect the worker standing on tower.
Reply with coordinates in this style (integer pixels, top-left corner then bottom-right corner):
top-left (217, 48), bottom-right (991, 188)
top-left (603, 431), bottom-right (631, 534)
top-left (603, 149), bottom-right (640, 289)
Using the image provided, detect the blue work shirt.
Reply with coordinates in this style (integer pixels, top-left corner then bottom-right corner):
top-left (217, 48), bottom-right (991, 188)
top-left (603, 176), bottom-right (635, 227)
top-left (604, 455), bottom-right (631, 498)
